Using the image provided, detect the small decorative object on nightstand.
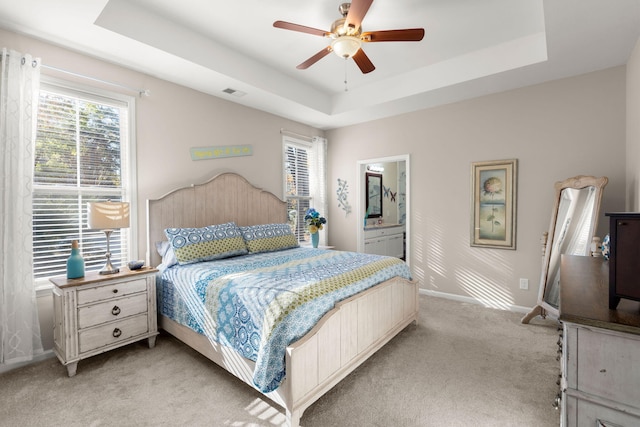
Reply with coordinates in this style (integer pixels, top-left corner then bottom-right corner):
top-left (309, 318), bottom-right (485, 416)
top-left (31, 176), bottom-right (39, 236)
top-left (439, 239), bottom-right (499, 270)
top-left (127, 259), bottom-right (145, 270)
top-left (50, 267), bottom-right (159, 377)
top-left (66, 240), bottom-right (85, 279)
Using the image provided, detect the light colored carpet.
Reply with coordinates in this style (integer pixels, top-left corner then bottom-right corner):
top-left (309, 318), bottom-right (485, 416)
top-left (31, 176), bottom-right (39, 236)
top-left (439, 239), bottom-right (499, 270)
top-left (0, 296), bottom-right (560, 427)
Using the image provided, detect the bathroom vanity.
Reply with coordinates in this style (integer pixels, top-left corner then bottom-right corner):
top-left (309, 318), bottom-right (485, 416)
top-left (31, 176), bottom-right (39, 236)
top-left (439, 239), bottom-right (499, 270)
top-left (363, 224), bottom-right (405, 259)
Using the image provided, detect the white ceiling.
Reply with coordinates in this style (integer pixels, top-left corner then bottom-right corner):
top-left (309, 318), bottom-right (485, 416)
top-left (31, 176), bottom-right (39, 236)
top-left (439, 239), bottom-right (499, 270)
top-left (0, 0), bottom-right (639, 130)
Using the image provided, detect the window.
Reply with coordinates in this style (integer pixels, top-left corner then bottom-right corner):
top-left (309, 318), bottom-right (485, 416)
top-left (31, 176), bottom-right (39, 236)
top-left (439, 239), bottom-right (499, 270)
top-left (32, 80), bottom-right (136, 282)
top-left (283, 136), bottom-right (326, 243)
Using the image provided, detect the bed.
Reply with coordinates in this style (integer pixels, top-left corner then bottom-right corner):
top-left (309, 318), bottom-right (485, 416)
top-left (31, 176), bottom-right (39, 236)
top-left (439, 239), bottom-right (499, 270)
top-left (146, 172), bottom-right (418, 427)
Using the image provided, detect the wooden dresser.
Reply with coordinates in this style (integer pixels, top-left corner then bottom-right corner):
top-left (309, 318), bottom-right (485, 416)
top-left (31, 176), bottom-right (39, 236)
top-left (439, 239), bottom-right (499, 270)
top-left (50, 267), bottom-right (159, 377)
top-left (559, 255), bottom-right (640, 426)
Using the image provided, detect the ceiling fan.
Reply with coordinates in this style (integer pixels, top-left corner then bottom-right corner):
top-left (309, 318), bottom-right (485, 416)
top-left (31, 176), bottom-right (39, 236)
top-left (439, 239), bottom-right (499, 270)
top-left (273, 0), bottom-right (425, 74)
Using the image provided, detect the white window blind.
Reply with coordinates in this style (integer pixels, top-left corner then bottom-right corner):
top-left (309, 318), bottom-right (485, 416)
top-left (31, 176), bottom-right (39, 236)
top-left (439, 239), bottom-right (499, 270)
top-left (32, 82), bottom-right (134, 281)
top-left (283, 136), bottom-right (327, 244)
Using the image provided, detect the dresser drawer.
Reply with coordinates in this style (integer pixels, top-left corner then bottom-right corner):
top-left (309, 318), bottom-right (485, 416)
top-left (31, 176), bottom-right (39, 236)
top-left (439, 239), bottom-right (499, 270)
top-left (78, 293), bottom-right (148, 329)
top-left (79, 314), bottom-right (149, 354)
top-left (77, 278), bottom-right (147, 305)
top-left (575, 327), bottom-right (640, 408)
top-left (568, 397), bottom-right (640, 427)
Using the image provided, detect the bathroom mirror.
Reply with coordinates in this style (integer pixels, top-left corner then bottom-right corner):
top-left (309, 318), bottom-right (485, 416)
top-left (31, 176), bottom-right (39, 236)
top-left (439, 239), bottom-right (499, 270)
top-left (521, 175), bottom-right (608, 324)
top-left (366, 172), bottom-right (383, 218)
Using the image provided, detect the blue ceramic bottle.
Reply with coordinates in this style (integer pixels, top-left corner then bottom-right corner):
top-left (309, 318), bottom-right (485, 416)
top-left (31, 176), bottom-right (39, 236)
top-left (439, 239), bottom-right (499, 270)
top-left (67, 240), bottom-right (85, 279)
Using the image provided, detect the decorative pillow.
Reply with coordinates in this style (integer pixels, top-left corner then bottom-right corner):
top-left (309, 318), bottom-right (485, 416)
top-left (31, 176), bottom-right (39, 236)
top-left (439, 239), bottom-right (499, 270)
top-left (240, 223), bottom-right (299, 254)
top-left (155, 240), bottom-right (178, 268)
top-left (164, 222), bottom-right (248, 265)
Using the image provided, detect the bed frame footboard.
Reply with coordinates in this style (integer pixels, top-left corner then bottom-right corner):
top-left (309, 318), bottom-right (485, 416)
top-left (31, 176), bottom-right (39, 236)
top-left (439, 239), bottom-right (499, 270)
top-left (160, 276), bottom-right (418, 427)
top-left (283, 276), bottom-right (418, 425)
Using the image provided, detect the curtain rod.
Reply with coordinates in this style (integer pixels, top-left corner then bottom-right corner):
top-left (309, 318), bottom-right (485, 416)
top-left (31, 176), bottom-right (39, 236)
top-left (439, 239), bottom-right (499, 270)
top-left (42, 64), bottom-right (150, 97)
top-left (280, 128), bottom-right (313, 142)
top-left (2, 51), bottom-right (150, 97)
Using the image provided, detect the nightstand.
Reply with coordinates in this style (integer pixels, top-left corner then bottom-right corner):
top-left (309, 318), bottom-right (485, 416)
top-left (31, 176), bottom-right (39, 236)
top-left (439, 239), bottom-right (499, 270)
top-left (50, 267), bottom-right (159, 377)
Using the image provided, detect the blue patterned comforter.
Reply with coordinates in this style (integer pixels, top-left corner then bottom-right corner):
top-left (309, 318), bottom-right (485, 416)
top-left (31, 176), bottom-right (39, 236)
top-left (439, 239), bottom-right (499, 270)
top-left (157, 247), bottom-right (412, 392)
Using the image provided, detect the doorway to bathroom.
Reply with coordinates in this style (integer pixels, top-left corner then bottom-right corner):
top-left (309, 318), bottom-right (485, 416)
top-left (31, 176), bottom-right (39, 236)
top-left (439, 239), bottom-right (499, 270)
top-left (356, 154), bottom-right (410, 266)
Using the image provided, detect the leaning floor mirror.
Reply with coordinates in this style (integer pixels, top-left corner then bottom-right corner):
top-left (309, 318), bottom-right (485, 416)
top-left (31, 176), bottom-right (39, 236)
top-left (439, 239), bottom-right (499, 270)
top-left (521, 175), bottom-right (608, 324)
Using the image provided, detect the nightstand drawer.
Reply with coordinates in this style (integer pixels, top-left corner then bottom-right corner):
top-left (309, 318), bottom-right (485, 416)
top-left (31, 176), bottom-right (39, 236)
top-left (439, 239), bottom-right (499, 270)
top-left (77, 278), bottom-right (147, 305)
top-left (78, 293), bottom-right (148, 329)
top-left (79, 314), bottom-right (149, 353)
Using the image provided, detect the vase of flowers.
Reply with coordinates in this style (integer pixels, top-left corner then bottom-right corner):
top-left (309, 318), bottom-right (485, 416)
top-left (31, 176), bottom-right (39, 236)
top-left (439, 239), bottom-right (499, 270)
top-left (305, 208), bottom-right (326, 248)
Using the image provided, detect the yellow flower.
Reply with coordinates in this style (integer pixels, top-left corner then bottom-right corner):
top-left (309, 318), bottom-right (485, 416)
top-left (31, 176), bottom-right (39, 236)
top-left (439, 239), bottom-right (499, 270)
top-left (309, 224), bottom-right (318, 234)
top-left (318, 224), bottom-right (323, 231)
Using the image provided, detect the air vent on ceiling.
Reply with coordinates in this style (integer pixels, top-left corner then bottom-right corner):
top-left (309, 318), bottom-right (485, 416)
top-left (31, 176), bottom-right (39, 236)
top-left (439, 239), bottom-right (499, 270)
top-left (222, 88), bottom-right (246, 97)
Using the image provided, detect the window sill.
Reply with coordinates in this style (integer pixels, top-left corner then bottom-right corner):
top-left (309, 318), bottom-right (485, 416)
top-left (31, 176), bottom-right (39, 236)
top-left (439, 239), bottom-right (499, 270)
top-left (36, 282), bottom-right (53, 298)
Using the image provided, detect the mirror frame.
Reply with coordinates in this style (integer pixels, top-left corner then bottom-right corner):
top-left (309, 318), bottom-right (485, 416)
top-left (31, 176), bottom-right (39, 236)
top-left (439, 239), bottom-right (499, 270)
top-left (366, 172), bottom-right (383, 218)
top-left (521, 175), bottom-right (608, 323)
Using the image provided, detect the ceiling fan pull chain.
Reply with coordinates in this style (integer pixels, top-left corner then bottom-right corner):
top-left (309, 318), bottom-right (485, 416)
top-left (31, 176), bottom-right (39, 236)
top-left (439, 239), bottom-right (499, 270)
top-left (344, 58), bottom-right (349, 92)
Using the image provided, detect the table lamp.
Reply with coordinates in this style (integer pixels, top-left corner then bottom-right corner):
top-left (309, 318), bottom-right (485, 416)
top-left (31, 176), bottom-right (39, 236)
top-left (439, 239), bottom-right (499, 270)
top-left (87, 201), bottom-right (130, 274)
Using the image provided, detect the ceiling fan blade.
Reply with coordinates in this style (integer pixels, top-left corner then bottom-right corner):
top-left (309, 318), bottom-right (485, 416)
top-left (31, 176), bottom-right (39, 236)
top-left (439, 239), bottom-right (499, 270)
top-left (345, 0), bottom-right (373, 30)
top-left (273, 21), bottom-right (329, 37)
top-left (297, 47), bottom-right (333, 70)
top-left (352, 49), bottom-right (375, 74)
top-left (361, 28), bottom-right (425, 42)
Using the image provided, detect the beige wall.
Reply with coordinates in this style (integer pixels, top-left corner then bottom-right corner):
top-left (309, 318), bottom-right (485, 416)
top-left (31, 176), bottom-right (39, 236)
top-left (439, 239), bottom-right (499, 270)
top-left (327, 67), bottom-right (627, 310)
top-left (627, 37), bottom-right (640, 211)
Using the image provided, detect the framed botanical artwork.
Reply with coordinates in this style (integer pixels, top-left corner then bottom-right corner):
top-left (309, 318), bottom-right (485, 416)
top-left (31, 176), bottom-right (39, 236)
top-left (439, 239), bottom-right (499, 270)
top-left (470, 159), bottom-right (518, 249)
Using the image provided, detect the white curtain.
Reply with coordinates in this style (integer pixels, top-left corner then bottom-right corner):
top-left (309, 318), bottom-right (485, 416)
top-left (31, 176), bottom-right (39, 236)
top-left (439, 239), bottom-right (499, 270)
top-left (0, 48), bottom-right (43, 364)
top-left (311, 136), bottom-right (328, 246)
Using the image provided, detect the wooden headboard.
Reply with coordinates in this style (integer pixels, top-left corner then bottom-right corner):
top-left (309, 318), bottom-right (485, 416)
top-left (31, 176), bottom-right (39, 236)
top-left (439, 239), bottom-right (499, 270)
top-left (146, 172), bottom-right (287, 267)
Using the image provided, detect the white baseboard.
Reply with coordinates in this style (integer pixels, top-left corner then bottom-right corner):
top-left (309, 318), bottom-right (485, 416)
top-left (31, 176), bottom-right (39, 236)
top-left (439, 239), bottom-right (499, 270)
top-left (419, 288), bottom-right (534, 314)
top-left (0, 350), bottom-right (55, 375)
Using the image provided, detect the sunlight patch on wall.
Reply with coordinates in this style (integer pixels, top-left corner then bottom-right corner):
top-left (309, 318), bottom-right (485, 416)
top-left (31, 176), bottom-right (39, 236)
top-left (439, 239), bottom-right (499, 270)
top-left (467, 243), bottom-right (516, 276)
top-left (451, 218), bottom-right (517, 308)
top-left (415, 206), bottom-right (516, 304)
top-left (412, 209), bottom-right (425, 262)
top-left (413, 264), bottom-right (427, 287)
top-left (411, 209), bottom-right (427, 286)
top-left (425, 214), bottom-right (448, 278)
top-left (455, 267), bottom-right (515, 310)
top-left (413, 218), bottom-right (518, 307)
top-left (421, 212), bottom-right (449, 292)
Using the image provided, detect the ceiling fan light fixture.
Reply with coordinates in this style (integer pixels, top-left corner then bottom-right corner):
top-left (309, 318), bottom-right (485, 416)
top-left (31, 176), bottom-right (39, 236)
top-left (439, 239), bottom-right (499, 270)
top-left (274, 0), bottom-right (424, 73)
top-left (331, 36), bottom-right (361, 58)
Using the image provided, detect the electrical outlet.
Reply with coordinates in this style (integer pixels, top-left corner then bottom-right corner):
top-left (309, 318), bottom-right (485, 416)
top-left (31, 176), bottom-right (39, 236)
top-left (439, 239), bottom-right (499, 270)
top-left (519, 278), bottom-right (529, 290)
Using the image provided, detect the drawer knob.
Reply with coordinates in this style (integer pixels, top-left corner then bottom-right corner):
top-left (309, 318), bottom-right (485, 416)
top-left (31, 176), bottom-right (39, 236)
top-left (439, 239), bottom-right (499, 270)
top-left (112, 328), bottom-right (122, 338)
top-left (111, 306), bottom-right (121, 316)
top-left (552, 393), bottom-right (561, 409)
top-left (112, 289), bottom-right (118, 294)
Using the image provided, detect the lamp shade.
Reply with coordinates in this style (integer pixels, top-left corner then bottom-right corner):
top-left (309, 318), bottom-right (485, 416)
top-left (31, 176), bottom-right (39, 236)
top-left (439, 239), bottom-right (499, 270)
top-left (87, 201), bottom-right (130, 230)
